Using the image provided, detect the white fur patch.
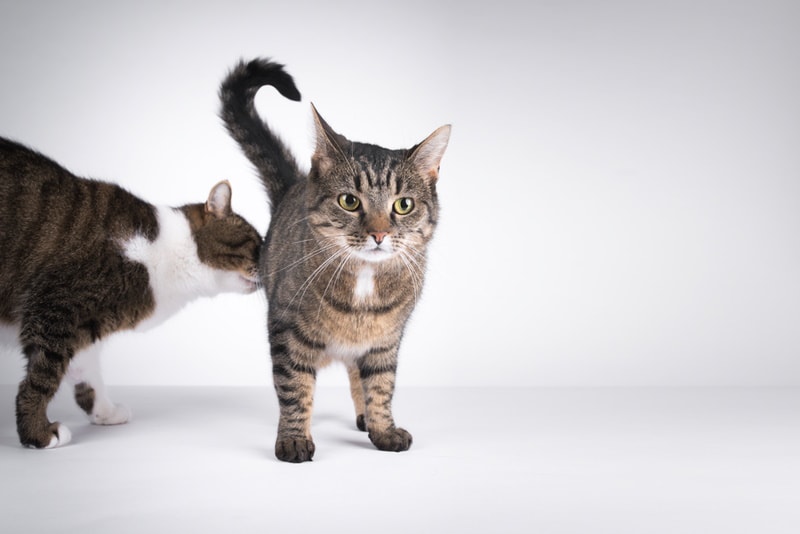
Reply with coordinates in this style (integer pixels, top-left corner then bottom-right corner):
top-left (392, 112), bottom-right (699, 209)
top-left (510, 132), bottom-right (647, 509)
top-left (91, 403), bottom-right (132, 426)
top-left (327, 342), bottom-right (371, 363)
top-left (44, 424), bottom-right (72, 449)
top-left (122, 206), bottom-right (250, 331)
top-left (354, 265), bottom-right (375, 300)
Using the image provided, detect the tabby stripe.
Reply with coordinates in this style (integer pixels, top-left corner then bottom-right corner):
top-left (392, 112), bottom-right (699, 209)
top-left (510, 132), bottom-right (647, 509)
top-left (393, 170), bottom-right (404, 195)
top-left (359, 362), bottom-right (397, 380)
top-left (422, 200), bottom-right (437, 224)
top-left (354, 173), bottom-right (362, 192)
top-left (322, 294), bottom-right (400, 314)
top-left (270, 343), bottom-right (289, 357)
top-left (287, 358), bottom-right (317, 376)
top-left (311, 194), bottom-right (327, 211)
top-left (272, 363), bottom-right (291, 379)
top-left (277, 395), bottom-right (300, 407)
top-left (366, 345), bottom-right (396, 356)
top-left (292, 327), bottom-right (326, 350)
top-left (269, 321), bottom-right (292, 338)
top-left (59, 181), bottom-right (82, 238)
top-left (277, 384), bottom-right (297, 394)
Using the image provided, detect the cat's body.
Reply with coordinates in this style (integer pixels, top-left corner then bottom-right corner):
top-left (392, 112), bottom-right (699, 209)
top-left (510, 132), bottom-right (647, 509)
top-left (220, 58), bottom-right (450, 462)
top-left (0, 137), bottom-right (262, 448)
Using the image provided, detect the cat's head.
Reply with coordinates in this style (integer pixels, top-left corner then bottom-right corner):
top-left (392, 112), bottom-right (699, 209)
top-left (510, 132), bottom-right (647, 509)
top-left (306, 105), bottom-right (450, 266)
top-left (180, 181), bottom-right (262, 293)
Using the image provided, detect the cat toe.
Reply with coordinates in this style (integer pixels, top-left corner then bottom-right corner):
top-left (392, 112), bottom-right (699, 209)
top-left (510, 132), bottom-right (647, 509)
top-left (275, 438), bottom-right (316, 463)
top-left (44, 423), bottom-right (72, 449)
top-left (368, 427), bottom-right (412, 452)
top-left (356, 414), bottom-right (367, 432)
top-left (91, 403), bottom-right (132, 425)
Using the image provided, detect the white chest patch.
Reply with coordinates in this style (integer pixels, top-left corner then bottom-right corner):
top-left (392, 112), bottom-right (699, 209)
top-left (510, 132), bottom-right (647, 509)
top-left (326, 341), bottom-right (371, 363)
top-left (354, 265), bottom-right (375, 300)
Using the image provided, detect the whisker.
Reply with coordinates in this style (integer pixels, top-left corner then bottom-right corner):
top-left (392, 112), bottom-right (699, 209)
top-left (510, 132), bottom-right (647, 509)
top-left (397, 249), bottom-right (423, 308)
top-left (267, 241), bottom-right (340, 276)
top-left (317, 249), bottom-right (353, 320)
top-left (278, 246), bottom-right (348, 320)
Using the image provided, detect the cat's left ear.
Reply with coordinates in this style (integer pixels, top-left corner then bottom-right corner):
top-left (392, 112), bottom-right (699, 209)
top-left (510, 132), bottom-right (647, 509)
top-left (407, 125), bottom-right (451, 183)
top-left (206, 180), bottom-right (233, 219)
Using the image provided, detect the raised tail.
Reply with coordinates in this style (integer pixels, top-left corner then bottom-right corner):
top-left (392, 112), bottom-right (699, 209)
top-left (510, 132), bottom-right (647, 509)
top-left (219, 58), bottom-right (303, 209)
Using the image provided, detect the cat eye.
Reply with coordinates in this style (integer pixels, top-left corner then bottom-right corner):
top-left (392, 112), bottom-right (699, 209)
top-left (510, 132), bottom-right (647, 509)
top-left (393, 197), bottom-right (415, 215)
top-left (338, 193), bottom-right (361, 212)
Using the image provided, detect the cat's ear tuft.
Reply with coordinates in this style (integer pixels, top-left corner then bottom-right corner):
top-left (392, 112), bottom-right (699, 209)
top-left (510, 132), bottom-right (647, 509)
top-left (311, 103), bottom-right (349, 175)
top-left (206, 180), bottom-right (233, 219)
top-left (408, 125), bottom-right (451, 183)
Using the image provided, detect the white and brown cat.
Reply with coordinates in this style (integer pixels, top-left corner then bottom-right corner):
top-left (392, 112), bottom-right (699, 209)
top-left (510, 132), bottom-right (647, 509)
top-left (0, 136), bottom-right (262, 448)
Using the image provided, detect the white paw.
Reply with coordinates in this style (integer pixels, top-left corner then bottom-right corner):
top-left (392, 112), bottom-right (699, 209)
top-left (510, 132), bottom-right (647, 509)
top-left (91, 403), bottom-right (132, 425)
top-left (45, 424), bottom-right (72, 449)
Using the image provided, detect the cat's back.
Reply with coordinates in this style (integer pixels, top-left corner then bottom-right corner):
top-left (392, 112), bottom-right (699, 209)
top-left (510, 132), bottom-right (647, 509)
top-left (0, 137), bottom-right (158, 241)
top-left (0, 137), bottom-right (158, 292)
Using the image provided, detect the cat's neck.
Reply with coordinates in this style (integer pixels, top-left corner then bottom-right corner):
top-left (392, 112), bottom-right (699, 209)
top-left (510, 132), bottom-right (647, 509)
top-left (122, 206), bottom-right (226, 330)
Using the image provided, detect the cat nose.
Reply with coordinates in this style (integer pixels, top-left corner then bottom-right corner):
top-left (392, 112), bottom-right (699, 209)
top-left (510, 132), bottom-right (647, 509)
top-left (370, 232), bottom-right (388, 245)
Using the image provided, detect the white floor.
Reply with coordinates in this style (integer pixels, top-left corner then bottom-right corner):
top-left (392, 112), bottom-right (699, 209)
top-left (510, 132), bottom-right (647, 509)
top-left (0, 385), bottom-right (799, 533)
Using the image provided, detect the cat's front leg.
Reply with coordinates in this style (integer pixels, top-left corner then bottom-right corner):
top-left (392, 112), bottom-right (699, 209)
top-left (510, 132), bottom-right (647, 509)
top-left (67, 343), bottom-right (131, 425)
top-left (357, 348), bottom-right (412, 452)
top-left (271, 345), bottom-right (317, 462)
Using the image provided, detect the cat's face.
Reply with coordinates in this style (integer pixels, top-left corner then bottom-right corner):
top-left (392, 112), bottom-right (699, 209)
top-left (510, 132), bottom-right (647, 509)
top-left (308, 153), bottom-right (436, 265)
top-left (181, 181), bottom-right (262, 293)
top-left (306, 108), bottom-right (450, 268)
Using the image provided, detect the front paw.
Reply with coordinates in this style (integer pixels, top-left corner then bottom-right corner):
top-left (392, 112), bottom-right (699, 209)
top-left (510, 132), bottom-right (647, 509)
top-left (368, 426), bottom-right (412, 452)
top-left (275, 437), bottom-right (316, 463)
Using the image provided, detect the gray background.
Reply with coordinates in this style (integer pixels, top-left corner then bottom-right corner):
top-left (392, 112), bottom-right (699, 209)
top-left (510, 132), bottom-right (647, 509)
top-left (1, 0), bottom-right (798, 387)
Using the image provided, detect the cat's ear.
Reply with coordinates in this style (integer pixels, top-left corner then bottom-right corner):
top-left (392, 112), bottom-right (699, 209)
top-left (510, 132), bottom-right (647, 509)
top-left (311, 103), bottom-right (349, 175)
top-left (407, 125), bottom-right (451, 183)
top-left (206, 180), bottom-right (233, 219)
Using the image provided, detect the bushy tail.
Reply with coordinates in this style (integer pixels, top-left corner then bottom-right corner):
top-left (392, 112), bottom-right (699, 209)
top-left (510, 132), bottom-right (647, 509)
top-left (219, 58), bottom-right (303, 209)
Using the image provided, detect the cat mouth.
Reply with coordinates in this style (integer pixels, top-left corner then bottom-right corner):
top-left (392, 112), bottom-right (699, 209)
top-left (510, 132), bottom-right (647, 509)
top-left (240, 272), bottom-right (261, 291)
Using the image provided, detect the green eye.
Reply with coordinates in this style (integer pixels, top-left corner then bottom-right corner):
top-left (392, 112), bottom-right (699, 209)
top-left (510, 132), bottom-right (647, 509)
top-left (338, 193), bottom-right (361, 211)
top-left (393, 197), bottom-right (414, 215)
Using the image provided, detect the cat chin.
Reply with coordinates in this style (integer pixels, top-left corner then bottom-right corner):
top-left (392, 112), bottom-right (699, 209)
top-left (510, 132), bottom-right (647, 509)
top-left (216, 272), bottom-right (259, 295)
top-left (354, 249), bottom-right (395, 264)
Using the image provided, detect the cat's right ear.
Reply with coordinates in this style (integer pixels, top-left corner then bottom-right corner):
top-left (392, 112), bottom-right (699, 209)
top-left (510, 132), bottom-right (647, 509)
top-left (311, 103), bottom-right (349, 175)
top-left (206, 180), bottom-right (233, 219)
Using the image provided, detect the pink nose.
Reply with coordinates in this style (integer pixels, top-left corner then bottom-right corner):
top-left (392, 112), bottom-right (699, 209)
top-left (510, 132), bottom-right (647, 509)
top-left (371, 232), bottom-right (388, 245)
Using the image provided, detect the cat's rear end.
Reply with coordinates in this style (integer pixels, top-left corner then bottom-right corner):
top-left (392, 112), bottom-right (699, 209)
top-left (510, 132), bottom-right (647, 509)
top-left (0, 137), bottom-right (262, 448)
top-left (0, 138), bottom-right (160, 327)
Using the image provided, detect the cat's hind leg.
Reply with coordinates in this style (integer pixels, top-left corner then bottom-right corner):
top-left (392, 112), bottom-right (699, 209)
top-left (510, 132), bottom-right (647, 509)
top-left (15, 344), bottom-right (72, 449)
top-left (346, 364), bottom-right (367, 431)
top-left (67, 343), bottom-right (131, 425)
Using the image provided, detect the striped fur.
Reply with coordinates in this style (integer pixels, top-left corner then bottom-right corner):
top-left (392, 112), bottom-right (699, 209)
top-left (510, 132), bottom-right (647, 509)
top-left (0, 137), bottom-right (262, 448)
top-left (220, 58), bottom-right (450, 462)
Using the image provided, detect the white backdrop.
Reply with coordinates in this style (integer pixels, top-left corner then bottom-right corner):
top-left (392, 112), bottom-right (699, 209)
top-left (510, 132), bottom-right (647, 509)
top-left (0, 0), bottom-right (798, 387)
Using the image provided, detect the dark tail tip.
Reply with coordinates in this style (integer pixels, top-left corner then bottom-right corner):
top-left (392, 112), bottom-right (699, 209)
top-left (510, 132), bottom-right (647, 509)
top-left (231, 57), bottom-right (302, 102)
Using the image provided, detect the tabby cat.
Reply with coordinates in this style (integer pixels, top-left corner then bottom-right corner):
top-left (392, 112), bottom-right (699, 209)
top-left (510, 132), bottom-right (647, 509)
top-left (0, 137), bottom-right (262, 448)
top-left (220, 58), bottom-right (450, 462)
